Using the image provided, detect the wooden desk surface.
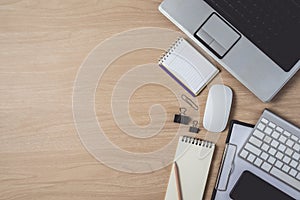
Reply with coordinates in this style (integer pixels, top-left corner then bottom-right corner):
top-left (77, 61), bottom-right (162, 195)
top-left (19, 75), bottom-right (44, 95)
top-left (0, 1), bottom-right (299, 199)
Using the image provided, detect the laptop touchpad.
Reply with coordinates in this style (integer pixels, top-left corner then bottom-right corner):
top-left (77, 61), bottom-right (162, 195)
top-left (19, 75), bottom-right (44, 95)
top-left (195, 13), bottom-right (241, 58)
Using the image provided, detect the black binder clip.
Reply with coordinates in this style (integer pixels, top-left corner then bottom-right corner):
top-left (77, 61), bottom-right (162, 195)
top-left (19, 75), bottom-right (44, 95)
top-left (173, 107), bottom-right (190, 125)
top-left (189, 120), bottom-right (200, 133)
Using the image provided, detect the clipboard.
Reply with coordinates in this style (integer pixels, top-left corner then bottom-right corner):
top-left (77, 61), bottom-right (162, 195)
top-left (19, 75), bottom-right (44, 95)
top-left (211, 120), bottom-right (254, 200)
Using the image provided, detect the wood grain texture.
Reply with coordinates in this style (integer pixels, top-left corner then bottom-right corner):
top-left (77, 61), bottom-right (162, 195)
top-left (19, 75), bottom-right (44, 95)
top-left (0, 0), bottom-right (299, 199)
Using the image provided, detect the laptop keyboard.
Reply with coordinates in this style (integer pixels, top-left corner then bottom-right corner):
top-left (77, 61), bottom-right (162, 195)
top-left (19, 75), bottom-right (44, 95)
top-left (239, 110), bottom-right (300, 191)
top-left (204, 0), bottom-right (300, 72)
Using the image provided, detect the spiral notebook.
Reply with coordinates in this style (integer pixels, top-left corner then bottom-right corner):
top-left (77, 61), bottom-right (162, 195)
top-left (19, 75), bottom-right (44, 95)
top-left (159, 37), bottom-right (219, 96)
top-left (165, 136), bottom-right (215, 200)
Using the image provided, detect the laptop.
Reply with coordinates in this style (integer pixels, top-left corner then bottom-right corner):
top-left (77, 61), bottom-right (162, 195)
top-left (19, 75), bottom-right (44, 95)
top-left (159, 0), bottom-right (300, 102)
top-left (212, 119), bottom-right (299, 199)
top-left (238, 109), bottom-right (300, 199)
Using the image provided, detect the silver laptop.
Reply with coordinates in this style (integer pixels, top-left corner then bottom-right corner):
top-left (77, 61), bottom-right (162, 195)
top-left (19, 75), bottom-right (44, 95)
top-left (159, 0), bottom-right (300, 102)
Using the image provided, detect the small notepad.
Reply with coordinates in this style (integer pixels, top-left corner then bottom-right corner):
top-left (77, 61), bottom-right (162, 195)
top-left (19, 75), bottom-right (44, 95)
top-left (159, 37), bottom-right (219, 96)
top-left (165, 136), bottom-right (215, 200)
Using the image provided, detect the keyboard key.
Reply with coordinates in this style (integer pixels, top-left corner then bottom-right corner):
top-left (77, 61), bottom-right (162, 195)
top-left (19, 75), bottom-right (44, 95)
top-left (276, 126), bottom-right (283, 133)
top-left (286, 139), bottom-right (294, 148)
top-left (293, 152), bottom-right (300, 160)
top-left (296, 173), bottom-right (300, 181)
top-left (253, 129), bottom-right (264, 139)
top-left (257, 123), bottom-right (265, 131)
top-left (282, 165), bottom-right (290, 173)
top-left (289, 169), bottom-right (297, 177)
top-left (270, 140), bottom-right (279, 148)
top-left (283, 131), bottom-right (291, 137)
top-left (271, 131), bottom-right (280, 139)
top-left (268, 147), bottom-right (276, 156)
top-left (240, 149), bottom-right (249, 159)
top-left (261, 118), bottom-right (268, 124)
top-left (263, 135), bottom-right (272, 143)
top-left (254, 158), bottom-right (263, 167)
top-left (245, 143), bottom-right (262, 156)
top-left (279, 135), bottom-right (287, 143)
top-left (293, 143), bottom-right (300, 152)
top-left (291, 135), bottom-right (299, 142)
top-left (269, 122), bottom-right (276, 128)
top-left (278, 144), bottom-right (286, 152)
top-left (275, 151), bottom-right (283, 159)
top-left (267, 156), bottom-right (276, 164)
top-left (264, 127), bottom-right (273, 135)
top-left (283, 156), bottom-right (291, 164)
top-left (260, 152), bottom-right (269, 160)
top-left (271, 167), bottom-right (300, 191)
top-left (261, 162), bottom-right (271, 172)
top-left (247, 153), bottom-right (256, 162)
top-left (261, 143), bottom-right (270, 152)
top-left (275, 160), bottom-right (283, 168)
top-left (290, 160), bottom-right (298, 168)
top-left (285, 148), bottom-right (293, 156)
top-left (249, 136), bottom-right (262, 147)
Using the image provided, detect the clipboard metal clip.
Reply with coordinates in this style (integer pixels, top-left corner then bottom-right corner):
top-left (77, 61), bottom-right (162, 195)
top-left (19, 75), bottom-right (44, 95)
top-left (215, 143), bottom-right (237, 192)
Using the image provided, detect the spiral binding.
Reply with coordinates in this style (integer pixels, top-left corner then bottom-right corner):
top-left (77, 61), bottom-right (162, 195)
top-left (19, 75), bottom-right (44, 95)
top-left (158, 37), bottom-right (183, 64)
top-left (181, 136), bottom-right (214, 148)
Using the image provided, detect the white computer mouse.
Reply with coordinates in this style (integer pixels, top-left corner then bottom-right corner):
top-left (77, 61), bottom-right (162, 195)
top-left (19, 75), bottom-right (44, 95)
top-left (203, 84), bottom-right (233, 133)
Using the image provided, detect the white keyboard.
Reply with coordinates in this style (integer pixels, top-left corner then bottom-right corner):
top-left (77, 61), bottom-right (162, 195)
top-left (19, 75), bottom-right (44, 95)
top-left (239, 109), bottom-right (300, 191)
